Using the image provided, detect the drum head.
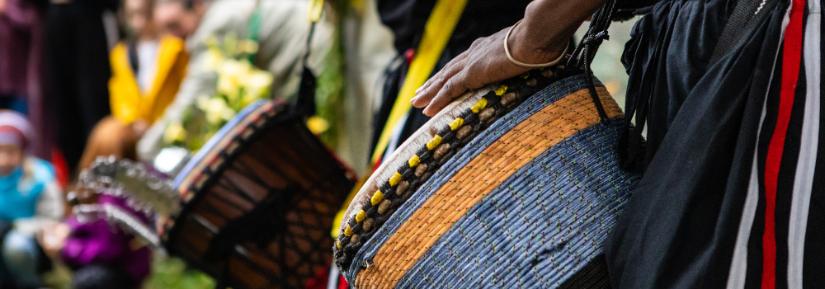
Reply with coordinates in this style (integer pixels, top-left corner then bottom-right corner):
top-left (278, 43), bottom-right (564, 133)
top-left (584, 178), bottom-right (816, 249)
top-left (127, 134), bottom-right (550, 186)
top-left (167, 100), bottom-right (354, 289)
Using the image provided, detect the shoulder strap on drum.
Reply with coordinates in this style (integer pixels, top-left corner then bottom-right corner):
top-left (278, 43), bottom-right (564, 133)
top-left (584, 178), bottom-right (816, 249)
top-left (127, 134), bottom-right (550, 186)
top-left (369, 0), bottom-right (470, 165)
top-left (290, 0), bottom-right (326, 119)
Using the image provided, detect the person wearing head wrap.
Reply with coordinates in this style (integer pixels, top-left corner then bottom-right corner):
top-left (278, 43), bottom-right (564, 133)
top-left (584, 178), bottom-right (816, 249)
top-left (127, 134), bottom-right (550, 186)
top-left (0, 110), bottom-right (63, 288)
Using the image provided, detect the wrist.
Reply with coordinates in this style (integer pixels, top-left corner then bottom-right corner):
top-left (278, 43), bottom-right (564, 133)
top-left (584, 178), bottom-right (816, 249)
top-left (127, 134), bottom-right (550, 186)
top-left (508, 21), bottom-right (568, 65)
top-left (517, 0), bottom-right (606, 56)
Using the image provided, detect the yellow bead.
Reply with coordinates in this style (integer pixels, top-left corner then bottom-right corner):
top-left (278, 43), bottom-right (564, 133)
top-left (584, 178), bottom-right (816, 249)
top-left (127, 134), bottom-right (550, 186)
top-left (344, 225), bottom-right (353, 237)
top-left (495, 85), bottom-right (508, 96)
top-left (471, 98), bottom-right (488, 113)
top-left (426, 135), bottom-right (443, 150)
top-left (389, 172), bottom-right (403, 186)
top-left (355, 210), bottom-right (366, 223)
top-left (370, 190), bottom-right (384, 206)
top-left (449, 118), bottom-right (464, 131)
top-left (335, 240), bottom-right (343, 249)
top-left (408, 154), bottom-right (420, 168)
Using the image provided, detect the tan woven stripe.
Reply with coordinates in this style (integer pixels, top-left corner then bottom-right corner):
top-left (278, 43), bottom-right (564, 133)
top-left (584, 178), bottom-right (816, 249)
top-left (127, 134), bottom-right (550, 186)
top-left (355, 87), bottom-right (621, 288)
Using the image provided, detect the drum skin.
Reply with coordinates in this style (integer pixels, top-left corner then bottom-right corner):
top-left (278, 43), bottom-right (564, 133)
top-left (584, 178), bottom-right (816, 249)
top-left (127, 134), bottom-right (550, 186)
top-left (167, 100), bottom-right (355, 289)
top-left (336, 73), bottom-right (639, 289)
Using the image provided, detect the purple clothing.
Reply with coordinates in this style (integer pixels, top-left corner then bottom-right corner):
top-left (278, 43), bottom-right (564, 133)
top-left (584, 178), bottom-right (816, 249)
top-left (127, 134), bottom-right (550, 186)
top-left (61, 195), bottom-right (152, 283)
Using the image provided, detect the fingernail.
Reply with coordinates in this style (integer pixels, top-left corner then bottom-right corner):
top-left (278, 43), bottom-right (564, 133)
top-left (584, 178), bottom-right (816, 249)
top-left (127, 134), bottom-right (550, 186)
top-left (411, 96), bottom-right (419, 104)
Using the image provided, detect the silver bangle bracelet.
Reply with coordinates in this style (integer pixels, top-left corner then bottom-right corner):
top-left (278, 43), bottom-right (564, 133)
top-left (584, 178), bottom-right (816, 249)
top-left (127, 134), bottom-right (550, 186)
top-left (504, 20), bottom-right (568, 68)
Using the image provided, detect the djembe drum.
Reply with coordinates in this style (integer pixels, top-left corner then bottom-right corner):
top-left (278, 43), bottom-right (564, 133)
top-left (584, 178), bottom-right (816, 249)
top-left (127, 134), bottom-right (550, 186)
top-left (77, 100), bottom-right (354, 289)
top-left (161, 100), bottom-right (355, 289)
top-left (333, 61), bottom-right (639, 288)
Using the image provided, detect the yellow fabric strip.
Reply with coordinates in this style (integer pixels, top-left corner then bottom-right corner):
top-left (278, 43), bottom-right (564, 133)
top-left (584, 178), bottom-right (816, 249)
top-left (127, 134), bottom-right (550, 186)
top-left (332, 0), bottom-right (469, 238)
top-left (355, 88), bottom-right (622, 288)
top-left (109, 36), bottom-right (188, 125)
top-left (369, 0), bottom-right (469, 164)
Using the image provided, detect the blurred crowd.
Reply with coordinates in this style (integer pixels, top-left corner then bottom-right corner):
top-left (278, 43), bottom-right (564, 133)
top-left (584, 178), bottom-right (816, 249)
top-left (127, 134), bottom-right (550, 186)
top-left (0, 0), bottom-right (634, 288)
top-left (0, 0), bottom-right (394, 288)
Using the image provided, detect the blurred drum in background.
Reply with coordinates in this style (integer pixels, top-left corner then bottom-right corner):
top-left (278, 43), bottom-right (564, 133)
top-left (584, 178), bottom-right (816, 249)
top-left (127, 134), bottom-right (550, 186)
top-left (167, 100), bottom-right (355, 289)
top-left (80, 100), bottom-right (356, 289)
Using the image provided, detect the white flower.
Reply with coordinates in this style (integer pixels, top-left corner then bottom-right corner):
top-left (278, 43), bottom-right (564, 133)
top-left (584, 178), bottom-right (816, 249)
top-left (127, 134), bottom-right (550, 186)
top-left (163, 122), bottom-right (186, 143)
top-left (204, 47), bottom-right (224, 70)
top-left (217, 60), bottom-right (251, 100)
top-left (197, 97), bottom-right (235, 125)
top-left (241, 69), bottom-right (273, 107)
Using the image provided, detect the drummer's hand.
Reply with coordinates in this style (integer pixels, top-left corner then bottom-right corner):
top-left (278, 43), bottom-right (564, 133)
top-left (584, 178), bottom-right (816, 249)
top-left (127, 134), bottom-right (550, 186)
top-left (411, 26), bottom-right (566, 117)
top-left (411, 0), bottom-right (604, 117)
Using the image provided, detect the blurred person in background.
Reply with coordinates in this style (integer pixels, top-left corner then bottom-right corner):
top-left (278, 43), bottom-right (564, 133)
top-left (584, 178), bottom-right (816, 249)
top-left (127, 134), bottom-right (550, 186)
top-left (0, 0), bottom-right (44, 114)
top-left (0, 111), bottom-right (63, 289)
top-left (109, 0), bottom-right (188, 127)
top-left (0, 0), bottom-right (51, 161)
top-left (38, 117), bottom-right (151, 289)
top-left (48, 3), bottom-right (187, 284)
top-left (43, 0), bottom-right (118, 174)
top-left (80, 0), bottom-right (189, 168)
top-left (138, 0), bottom-right (333, 162)
top-left (153, 0), bottom-right (207, 39)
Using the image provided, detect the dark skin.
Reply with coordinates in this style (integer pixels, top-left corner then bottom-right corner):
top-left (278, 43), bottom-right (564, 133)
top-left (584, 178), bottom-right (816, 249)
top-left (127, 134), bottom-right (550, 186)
top-left (411, 0), bottom-right (606, 116)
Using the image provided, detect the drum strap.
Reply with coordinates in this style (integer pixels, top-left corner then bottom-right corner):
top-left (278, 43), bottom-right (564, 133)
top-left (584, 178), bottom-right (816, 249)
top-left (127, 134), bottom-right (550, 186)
top-left (294, 0), bottom-right (325, 117)
top-left (369, 0), bottom-right (470, 165)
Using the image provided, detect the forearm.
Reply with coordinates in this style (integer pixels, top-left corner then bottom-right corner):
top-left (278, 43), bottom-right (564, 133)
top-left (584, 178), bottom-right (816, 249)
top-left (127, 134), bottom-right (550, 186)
top-left (511, 0), bottom-right (606, 62)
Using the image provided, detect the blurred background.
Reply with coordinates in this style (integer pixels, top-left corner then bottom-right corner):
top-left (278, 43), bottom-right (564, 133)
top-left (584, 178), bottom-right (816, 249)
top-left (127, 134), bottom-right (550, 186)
top-left (0, 0), bottom-right (637, 288)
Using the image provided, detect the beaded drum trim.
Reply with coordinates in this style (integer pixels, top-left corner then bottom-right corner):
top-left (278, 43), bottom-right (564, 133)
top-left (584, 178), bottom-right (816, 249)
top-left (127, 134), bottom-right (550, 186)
top-left (333, 64), bottom-right (573, 270)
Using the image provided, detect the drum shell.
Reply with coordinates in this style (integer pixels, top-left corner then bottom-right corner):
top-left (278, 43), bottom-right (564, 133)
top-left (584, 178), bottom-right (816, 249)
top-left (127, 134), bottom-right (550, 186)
top-left (344, 75), bottom-right (639, 288)
top-left (167, 101), bottom-right (354, 289)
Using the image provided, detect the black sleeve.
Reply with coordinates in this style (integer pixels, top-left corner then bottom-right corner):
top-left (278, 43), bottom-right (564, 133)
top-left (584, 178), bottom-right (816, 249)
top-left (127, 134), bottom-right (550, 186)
top-left (377, 0), bottom-right (437, 52)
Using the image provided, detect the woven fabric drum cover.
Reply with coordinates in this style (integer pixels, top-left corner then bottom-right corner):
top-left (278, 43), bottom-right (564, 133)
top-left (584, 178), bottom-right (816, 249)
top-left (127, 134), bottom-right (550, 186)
top-left (336, 73), bottom-right (639, 289)
top-left (168, 100), bottom-right (354, 289)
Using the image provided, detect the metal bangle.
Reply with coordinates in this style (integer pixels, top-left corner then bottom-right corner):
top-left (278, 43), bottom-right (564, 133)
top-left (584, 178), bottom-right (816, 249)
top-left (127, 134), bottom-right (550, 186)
top-left (504, 20), bottom-right (568, 68)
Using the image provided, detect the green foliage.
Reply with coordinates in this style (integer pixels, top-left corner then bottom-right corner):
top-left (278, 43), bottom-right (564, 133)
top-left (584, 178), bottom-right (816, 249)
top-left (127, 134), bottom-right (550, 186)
top-left (144, 256), bottom-right (215, 289)
top-left (44, 255), bottom-right (214, 289)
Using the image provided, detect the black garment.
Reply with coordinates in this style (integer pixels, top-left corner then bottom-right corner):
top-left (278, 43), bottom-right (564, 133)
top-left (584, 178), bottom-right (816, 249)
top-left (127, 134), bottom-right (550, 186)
top-left (605, 0), bottom-right (813, 287)
top-left (377, 0), bottom-right (531, 57)
top-left (43, 0), bottom-right (117, 172)
top-left (371, 0), bottom-right (660, 158)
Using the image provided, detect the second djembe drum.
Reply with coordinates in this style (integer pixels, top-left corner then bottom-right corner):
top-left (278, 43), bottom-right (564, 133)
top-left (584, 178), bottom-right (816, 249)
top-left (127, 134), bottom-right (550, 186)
top-left (166, 100), bottom-right (355, 289)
